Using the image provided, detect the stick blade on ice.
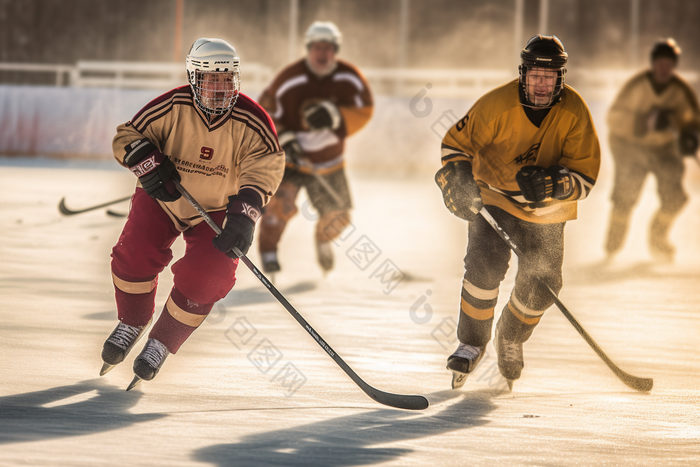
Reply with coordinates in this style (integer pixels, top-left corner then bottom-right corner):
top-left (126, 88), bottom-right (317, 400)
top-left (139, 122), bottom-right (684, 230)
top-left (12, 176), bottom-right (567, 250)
top-left (365, 389), bottom-right (429, 411)
top-left (58, 195), bottom-right (131, 216)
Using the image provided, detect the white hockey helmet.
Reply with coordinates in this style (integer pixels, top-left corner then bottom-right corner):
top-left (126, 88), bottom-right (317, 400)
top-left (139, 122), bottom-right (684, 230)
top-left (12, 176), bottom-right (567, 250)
top-left (304, 21), bottom-right (342, 50)
top-left (185, 38), bottom-right (241, 115)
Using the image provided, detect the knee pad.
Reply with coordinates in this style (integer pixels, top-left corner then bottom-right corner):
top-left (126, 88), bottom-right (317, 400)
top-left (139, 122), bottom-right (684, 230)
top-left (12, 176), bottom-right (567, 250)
top-left (513, 273), bottom-right (561, 315)
top-left (660, 192), bottom-right (688, 215)
top-left (262, 186), bottom-right (298, 225)
top-left (316, 210), bottom-right (351, 242)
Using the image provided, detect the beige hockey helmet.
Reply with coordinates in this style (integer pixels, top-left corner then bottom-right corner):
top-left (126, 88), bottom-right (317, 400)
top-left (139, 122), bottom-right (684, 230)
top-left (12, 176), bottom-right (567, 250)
top-left (304, 21), bottom-right (342, 50)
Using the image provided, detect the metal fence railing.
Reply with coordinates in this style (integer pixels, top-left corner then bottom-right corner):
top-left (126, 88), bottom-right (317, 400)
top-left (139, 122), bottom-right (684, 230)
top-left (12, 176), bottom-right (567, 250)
top-left (1, 61), bottom-right (697, 99)
top-left (0, 62), bottom-right (74, 86)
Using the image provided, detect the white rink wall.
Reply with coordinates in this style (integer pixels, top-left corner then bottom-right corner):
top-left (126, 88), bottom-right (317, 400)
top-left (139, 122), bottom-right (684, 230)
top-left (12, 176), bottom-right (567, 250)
top-left (0, 86), bottom-right (155, 158)
top-left (0, 85), bottom-right (612, 174)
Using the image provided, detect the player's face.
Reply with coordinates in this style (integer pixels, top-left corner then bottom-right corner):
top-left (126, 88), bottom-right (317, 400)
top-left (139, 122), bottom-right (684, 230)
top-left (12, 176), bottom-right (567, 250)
top-left (525, 67), bottom-right (558, 106)
top-left (652, 57), bottom-right (676, 85)
top-left (199, 72), bottom-right (235, 110)
top-left (307, 42), bottom-right (337, 75)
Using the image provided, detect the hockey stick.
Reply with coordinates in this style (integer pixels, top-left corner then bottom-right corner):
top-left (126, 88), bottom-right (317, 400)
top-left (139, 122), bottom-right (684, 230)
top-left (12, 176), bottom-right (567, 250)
top-left (295, 159), bottom-right (348, 209)
top-left (479, 207), bottom-right (653, 392)
top-left (174, 180), bottom-right (429, 410)
top-left (58, 195), bottom-right (131, 216)
top-left (106, 209), bottom-right (127, 218)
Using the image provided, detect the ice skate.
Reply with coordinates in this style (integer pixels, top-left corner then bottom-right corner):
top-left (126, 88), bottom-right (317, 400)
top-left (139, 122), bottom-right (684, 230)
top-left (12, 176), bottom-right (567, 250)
top-left (494, 326), bottom-right (523, 390)
top-left (649, 213), bottom-right (676, 263)
top-left (100, 319), bottom-right (151, 376)
top-left (261, 251), bottom-right (281, 274)
top-left (650, 239), bottom-right (675, 263)
top-left (446, 343), bottom-right (485, 389)
top-left (127, 338), bottom-right (170, 391)
top-left (316, 240), bottom-right (333, 274)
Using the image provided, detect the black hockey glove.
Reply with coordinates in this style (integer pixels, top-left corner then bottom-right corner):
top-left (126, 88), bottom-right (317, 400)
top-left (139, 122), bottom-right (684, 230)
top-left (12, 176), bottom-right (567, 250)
top-left (516, 165), bottom-right (574, 202)
top-left (303, 101), bottom-right (342, 131)
top-left (212, 190), bottom-right (262, 258)
top-left (123, 138), bottom-right (181, 202)
top-left (679, 128), bottom-right (699, 156)
top-left (435, 161), bottom-right (483, 222)
top-left (278, 131), bottom-right (304, 164)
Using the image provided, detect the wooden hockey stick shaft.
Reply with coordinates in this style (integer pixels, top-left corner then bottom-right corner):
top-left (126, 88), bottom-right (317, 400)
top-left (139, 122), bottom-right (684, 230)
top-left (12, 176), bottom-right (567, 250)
top-left (295, 159), bottom-right (348, 209)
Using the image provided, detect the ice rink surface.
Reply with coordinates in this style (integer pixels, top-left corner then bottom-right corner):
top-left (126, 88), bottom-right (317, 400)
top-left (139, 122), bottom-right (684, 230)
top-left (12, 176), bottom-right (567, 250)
top-left (1, 148), bottom-right (700, 466)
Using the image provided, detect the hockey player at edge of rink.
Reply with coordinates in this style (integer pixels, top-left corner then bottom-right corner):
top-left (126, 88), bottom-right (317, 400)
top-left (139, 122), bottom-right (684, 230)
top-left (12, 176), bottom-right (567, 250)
top-left (256, 21), bottom-right (374, 275)
top-left (604, 38), bottom-right (700, 262)
top-left (99, 38), bottom-right (284, 388)
top-left (435, 35), bottom-right (601, 389)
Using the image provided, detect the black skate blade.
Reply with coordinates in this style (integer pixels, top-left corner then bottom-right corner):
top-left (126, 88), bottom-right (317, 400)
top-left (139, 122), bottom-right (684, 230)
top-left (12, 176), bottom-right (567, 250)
top-left (450, 369), bottom-right (469, 389)
top-left (100, 362), bottom-right (116, 376)
top-left (126, 376), bottom-right (143, 391)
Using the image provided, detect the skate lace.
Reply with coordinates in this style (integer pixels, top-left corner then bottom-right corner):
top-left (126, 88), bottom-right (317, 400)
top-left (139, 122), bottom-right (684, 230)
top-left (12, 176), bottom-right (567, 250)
top-left (141, 340), bottom-right (169, 368)
top-left (501, 341), bottom-right (522, 363)
top-left (453, 343), bottom-right (482, 361)
top-left (107, 323), bottom-right (141, 350)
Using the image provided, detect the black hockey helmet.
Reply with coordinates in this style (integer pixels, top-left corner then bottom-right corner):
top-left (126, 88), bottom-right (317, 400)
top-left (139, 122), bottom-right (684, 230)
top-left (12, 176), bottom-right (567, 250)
top-left (651, 38), bottom-right (681, 63)
top-left (520, 34), bottom-right (568, 68)
top-left (519, 35), bottom-right (568, 108)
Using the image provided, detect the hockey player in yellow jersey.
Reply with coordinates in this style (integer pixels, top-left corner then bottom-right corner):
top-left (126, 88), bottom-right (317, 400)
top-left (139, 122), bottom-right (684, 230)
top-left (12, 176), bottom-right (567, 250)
top-left (100, 38), bottom-right (284, 389)
top-left (605, 38), bottom-right (700, 262)
top-left (435, 35), bottom-right (600, 389)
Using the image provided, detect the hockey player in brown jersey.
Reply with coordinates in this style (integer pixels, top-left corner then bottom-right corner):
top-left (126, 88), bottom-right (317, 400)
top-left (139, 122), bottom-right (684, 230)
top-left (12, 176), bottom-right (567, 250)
top-left (605, 38), bottom-right (700, 262)
top-left (99, 38), bottom-right (284, 389)
top-left (435, 35), bottom-right (600, 389)
top-left (256, 21), bottom-right (374, 275)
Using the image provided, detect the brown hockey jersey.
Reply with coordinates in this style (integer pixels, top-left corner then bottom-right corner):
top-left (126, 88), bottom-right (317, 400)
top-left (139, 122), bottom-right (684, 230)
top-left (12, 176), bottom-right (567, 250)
top-left (113, 86), bottom-right (284, 230)
top-left (257, 59), bottom-right (373, 170)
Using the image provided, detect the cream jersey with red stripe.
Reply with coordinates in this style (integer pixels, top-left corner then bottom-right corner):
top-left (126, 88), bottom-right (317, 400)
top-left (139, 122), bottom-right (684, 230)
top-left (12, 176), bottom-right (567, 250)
top-left (607, 71), bottom-right (700, 147)
top-left (257, 58), bottom-right (373, 168)
top-left (441, 79), bottom-right (601, 224)
top-left (113, 86), bottom-right (284, 230)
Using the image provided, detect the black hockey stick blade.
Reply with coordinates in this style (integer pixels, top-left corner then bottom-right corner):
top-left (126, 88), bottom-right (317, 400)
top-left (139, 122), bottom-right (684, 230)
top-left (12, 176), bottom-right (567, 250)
top-left (59, 195), bottom-right (131, 216)
top-left (106, 209), bottom-right (127, 218)
top-left (479, 207), bottom-right (653, 392)
top-left (174, 180), bottom-right (429, 410)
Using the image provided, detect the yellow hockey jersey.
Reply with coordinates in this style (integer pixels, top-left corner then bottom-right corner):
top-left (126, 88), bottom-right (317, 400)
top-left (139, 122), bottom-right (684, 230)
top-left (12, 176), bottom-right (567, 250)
top-left (607, 71), bottom-right (700, 147)
top-left (441, 79), bottom-right (600, 224)
top-left (113, 86), bottom-right (285, 230)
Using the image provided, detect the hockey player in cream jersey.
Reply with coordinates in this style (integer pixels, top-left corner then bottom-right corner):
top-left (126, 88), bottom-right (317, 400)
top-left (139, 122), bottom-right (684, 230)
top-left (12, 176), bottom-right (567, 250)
top-left (605, 38), bottom-right (700, 262)
top-left (100, 38), bottom-right (284, 388)
top-left (435, 35), bottom-right (600, 389)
